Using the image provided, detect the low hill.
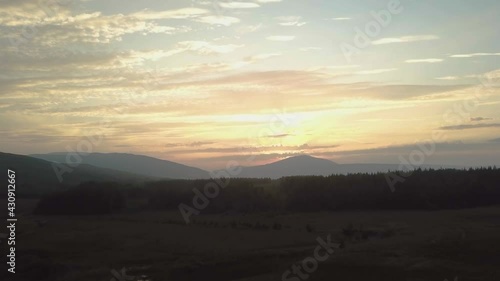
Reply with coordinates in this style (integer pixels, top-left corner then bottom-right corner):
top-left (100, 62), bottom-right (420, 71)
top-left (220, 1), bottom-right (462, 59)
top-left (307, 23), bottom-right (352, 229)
top-left (31, 152), bottom-right (209, 179)
top-left (0, 152), bottom-right (151, 196)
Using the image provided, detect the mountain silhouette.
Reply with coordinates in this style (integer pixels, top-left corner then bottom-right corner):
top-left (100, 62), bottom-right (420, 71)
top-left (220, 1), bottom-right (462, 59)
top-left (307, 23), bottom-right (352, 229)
top-left (30, 152), bottom-right (462, 180)
top-left (0, 152), bottom-right (151, 196)
top-left (237, 155), bottom-right (339, 178)
top-left (235, 155), bottom-right (459, 179)
top-left (31, 152), bottom-right (208, 179)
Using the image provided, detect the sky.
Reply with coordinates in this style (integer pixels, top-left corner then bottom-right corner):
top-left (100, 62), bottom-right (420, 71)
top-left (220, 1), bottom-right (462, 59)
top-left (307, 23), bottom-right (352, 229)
top-left (0, 0), bottom-right (499, 170)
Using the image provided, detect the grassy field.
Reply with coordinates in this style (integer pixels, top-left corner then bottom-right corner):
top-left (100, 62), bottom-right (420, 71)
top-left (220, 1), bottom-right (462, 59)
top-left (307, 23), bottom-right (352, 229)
top-left (1, 199), bottom-right (499, 281)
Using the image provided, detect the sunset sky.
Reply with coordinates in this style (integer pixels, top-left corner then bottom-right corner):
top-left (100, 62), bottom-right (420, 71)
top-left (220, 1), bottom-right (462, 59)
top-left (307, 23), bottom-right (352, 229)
top-left (0, 0), bottom-right (499, 169)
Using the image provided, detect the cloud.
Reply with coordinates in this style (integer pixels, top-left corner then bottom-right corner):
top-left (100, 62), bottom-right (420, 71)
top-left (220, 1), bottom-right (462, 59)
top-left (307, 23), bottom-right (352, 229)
top-left (439, 123), bottom-right (500, 130)
top-left (475, 69), bottom-right (500, 87)
top-left (0, 41), bottom-right (241, 78)
top-left (279, 21), bottom-right (306, 27)
top-left (244, 53), bottom-right (281, 62)
top-left (266, 133), bottom-right (291, 138)
top-left (318, 142), bottom-right (500, 166)
top-left (34, 14), bottom-right (190, 45)
top-left (0, 79), bottom-right (454, 121)
top-left (470, 117), bottom-right (492, 122)
top-left (276, 16), bottom-right (306, 26)
top-left (0, 49), bottom-right (178, 75)
top-left (372, 35), bottom-right (439, 45)
top-left (449, 53), bottom-right (500, 58)
top-left (131, 8), bottom-right (209, 20)
top-left (405, 58), bottom-right (443, 63)
top-left (164, 144), bottom-right (341, 156)
top-left (354, 84), bottom-right (468, 100)
top-left (266, 35), bottom-right (296, 41)
top-left (275, 16), bottom-right (300, 21)
top-left (219, 2), bottom-right (260, 9)
top-left (189, 141), bottom-right (215, 147)
top-left (490, 138), bottom-right (500, 143)
top-left (355, 68), bottom-right (397, 75)
top-left (194, 15), bottom-right (240, 26)
top-left (331, 17), bottom-right (351, 21)
top-left (298, 144), bottom-right (341, 150)
top-left (0, 0), bottom-right (73, 27)
top-left (435, 76), bottom-right (461, 80)
top-left (176, 41), bottom-right (244, 55)
top-left (0, 5), bottom-right (204, 46)
top-left (237, 23), bottom-right (263, 33)
top-left (0, 59), bottom-right (476, 119)
top-left (188, 141), bottom-right (500, 169)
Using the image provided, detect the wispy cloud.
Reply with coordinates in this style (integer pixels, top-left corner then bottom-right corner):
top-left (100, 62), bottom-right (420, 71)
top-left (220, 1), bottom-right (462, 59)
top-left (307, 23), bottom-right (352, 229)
top-left (276, 16), bottom-right (306, 26)
top-left (195, 15), bottom-right (240, 26)
top-left (234, 23), bottom-right (264, 34)
top-left (471, 117), bottom-right (492, 122)
top-left (372, 35), bottom-right (439, 45)
top-left (176, 41), bottom-right (244, 55)
top-left (435, 76), bottom-right (461, 80)
top-left (244, 53), bottom-right (281, 61)
top-left (131, 8), bottom-right (209, 20)
top-left (405, 58), bottom-right (443, 63)
top-left (439, 123), bottom-right (500, 130)
top-left (449, 53), bottom-right (500, 58)
top-left (356, 68), bottom-right (397, 75)
top-left (219, 2), bottom-right (260, 9)
top-left (0, 7), bottom-right (199, 45)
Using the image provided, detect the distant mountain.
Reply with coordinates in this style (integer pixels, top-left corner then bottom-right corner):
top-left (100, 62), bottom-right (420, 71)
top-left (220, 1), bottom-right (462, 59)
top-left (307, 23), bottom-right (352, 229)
top-left (238, 155), bottom-right (339, 178)
top-left (0, 152), bottom-right (152, 196)
top-left (31, 152), bottom-right (209, 180)
top-left (236, 155), bottom-right (459, 179)
top-left (29, 152), bottom-right (461, 181)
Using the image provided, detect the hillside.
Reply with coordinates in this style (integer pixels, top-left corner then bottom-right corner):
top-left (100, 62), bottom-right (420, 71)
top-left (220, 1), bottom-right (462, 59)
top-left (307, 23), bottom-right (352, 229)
top-left (0, 152), bottom-right (152, 196)
top-left (31, 152), bottom-right (209, 179)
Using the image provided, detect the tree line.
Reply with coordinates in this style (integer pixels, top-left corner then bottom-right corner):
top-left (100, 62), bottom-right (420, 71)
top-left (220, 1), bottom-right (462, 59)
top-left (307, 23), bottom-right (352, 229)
top-left (35, 167), bottom-right (500, 215)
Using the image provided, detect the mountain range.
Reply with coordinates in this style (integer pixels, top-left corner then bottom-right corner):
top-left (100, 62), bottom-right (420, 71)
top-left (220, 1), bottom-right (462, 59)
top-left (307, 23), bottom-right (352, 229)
top-left (234, 155), bottom-right (457, 178)
top-left (0, 151), bottom-right (463, 196)
top-left (30, 152), bottom-right (207, 179)
top-left (0, 152), bottom-right (151, 196)
top-left (30, 152), bottom-right (460, 179)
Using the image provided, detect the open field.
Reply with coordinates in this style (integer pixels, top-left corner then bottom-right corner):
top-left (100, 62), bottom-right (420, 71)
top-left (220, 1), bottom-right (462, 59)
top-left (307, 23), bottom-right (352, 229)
top-left (1, 199), bottom-right (499, 281)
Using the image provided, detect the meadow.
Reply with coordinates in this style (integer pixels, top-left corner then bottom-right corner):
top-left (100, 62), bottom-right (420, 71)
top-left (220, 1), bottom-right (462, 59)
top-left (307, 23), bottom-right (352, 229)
top-left (2, 198), bottom-right (499, 281)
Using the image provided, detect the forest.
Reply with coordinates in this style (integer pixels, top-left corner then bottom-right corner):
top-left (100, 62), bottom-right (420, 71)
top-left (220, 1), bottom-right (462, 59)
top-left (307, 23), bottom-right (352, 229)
top-left (34, 167), bottom-right (500, 215)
